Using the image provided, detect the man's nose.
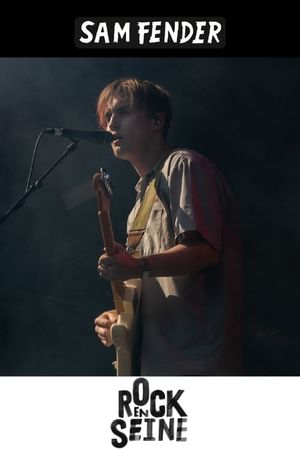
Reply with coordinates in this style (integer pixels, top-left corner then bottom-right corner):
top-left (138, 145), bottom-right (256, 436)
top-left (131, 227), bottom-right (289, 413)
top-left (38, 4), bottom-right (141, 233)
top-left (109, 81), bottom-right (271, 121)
top-left (107, 113), bottom-right (119, 131)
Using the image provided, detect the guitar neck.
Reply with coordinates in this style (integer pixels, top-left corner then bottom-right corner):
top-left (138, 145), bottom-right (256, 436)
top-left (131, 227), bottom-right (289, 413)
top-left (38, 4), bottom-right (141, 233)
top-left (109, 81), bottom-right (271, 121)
top-left (98, 210), bottom-right (124, 314)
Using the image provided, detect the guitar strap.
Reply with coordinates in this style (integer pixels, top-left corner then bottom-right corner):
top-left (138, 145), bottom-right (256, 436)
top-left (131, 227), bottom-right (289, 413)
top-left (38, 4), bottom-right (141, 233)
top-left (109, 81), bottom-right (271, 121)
top-left (126, 143), bottom-right (172, 256)
top-left (127, 172), bottom-right (161, 255)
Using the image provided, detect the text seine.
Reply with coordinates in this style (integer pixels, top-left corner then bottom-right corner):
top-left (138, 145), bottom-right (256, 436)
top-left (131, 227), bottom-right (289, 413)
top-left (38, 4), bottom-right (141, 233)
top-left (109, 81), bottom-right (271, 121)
top-left (78, 20), bottom-right (223, 47)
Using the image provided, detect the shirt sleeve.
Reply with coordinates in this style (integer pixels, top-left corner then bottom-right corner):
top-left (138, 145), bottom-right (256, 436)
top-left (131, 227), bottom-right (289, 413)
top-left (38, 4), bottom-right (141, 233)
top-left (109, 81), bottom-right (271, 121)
top-left (166, 151), bottom-right (228, 255)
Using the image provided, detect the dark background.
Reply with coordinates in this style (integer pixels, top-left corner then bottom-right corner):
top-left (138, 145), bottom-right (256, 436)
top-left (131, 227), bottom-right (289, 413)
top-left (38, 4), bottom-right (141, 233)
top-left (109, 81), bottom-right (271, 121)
top-left (0, 57), bottom-right (299, 375)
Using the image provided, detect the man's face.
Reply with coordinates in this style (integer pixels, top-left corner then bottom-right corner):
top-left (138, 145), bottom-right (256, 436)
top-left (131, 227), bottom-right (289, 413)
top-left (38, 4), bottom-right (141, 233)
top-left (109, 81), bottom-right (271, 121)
top-left (104, 96), bottom-right (155, 161)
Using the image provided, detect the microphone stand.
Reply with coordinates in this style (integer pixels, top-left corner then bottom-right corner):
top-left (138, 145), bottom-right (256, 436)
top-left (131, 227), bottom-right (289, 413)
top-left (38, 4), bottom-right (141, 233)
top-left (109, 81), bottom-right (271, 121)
top-left (0, 140), bottom-right (79, 226)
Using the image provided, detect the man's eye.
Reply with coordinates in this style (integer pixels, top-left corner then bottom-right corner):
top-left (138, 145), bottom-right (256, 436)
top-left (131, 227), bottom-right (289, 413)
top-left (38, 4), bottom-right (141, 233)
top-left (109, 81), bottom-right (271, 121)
top-left (119, 107), bottom-right (130, 115)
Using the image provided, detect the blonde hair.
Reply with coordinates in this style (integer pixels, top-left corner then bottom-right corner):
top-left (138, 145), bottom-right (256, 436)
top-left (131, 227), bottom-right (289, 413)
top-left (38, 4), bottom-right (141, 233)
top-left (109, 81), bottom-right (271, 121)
top-left (97, 77), bottom-right (172, 138)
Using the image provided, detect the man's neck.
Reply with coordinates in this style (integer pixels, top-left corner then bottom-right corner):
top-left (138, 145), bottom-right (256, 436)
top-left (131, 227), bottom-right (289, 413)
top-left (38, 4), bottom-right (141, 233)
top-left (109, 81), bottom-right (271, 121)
top-left (131, 140), bottom-right (171, 178)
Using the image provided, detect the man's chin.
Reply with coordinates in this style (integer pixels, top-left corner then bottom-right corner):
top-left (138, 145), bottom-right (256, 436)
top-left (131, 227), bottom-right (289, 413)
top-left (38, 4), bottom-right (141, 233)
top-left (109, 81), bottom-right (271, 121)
top-left (112, 146), bottom-right (128, 160)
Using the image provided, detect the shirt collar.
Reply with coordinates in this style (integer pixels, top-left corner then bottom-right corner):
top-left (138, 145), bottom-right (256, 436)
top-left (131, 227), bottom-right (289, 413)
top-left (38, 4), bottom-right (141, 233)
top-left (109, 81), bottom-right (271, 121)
top-left (134, 151), bottom-right (171, 192)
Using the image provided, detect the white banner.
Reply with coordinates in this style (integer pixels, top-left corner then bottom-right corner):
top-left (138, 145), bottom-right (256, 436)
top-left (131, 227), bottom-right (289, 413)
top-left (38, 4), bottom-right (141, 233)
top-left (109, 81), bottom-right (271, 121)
top-left (0, 377), bottom-right (298, 450)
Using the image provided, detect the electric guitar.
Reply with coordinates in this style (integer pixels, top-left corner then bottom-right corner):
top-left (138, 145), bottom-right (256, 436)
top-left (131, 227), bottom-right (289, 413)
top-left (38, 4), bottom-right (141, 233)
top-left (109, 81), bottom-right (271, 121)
top-left (93, 168), bottom-right (140, 376)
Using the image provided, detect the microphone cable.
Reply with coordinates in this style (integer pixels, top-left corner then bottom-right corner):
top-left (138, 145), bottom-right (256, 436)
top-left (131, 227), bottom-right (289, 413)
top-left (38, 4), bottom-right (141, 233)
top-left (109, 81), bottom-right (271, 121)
top-left (25, 129), bottom-right (48, 192)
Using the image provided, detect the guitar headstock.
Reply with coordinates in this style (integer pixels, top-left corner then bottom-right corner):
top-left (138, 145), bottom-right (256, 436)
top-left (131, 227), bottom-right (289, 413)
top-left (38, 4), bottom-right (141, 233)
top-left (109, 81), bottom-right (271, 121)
top-left (93, 168), bottom-right (113, 212)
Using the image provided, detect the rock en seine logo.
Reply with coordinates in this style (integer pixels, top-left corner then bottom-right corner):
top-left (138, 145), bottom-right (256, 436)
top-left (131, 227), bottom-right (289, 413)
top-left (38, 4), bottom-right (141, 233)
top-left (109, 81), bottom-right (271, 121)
top-left (111, 378), bottom-right (188, 447)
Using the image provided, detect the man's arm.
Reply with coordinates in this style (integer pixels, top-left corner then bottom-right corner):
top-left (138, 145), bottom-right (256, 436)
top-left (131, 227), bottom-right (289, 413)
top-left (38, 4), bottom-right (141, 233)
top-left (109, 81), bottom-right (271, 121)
top-left (144, 240), bottom-right (219, 277)
top-left (98, 240), bottom-right (219, 280)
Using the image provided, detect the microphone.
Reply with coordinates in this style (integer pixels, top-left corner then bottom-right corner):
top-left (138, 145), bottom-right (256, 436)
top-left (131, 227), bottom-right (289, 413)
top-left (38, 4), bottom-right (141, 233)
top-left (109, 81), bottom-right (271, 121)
top-left (44, 128), bottom-right (113, 145)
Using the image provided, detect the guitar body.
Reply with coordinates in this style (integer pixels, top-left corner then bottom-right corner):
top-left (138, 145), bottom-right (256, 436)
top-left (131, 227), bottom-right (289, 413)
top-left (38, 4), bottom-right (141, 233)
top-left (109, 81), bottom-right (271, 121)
top-left (111, 278), bottom-right (141, 376)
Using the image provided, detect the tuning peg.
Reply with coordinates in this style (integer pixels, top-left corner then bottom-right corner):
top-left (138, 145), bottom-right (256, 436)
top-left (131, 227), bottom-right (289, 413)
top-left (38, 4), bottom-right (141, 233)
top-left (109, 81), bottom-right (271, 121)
top-left (100, 168), bottom-right (110, 179)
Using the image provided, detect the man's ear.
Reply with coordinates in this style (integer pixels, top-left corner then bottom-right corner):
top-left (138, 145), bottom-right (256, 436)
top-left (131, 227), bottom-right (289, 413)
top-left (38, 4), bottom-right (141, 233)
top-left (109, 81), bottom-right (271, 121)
top-left (152, 112), bottom-right (165, 131)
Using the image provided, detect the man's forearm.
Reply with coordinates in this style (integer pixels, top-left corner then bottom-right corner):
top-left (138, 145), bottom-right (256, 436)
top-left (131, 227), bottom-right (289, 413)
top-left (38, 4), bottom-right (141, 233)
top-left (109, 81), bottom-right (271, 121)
top-left (143, 242), bottom-right (219, 277)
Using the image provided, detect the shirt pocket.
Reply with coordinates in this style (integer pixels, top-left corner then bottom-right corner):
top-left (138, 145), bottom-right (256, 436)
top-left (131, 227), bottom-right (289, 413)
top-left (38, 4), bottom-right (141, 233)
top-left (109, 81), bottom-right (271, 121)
top-left (138, 199), bottom-right (162, 254)
top-left (142, 198), bottom-right (174, 254)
